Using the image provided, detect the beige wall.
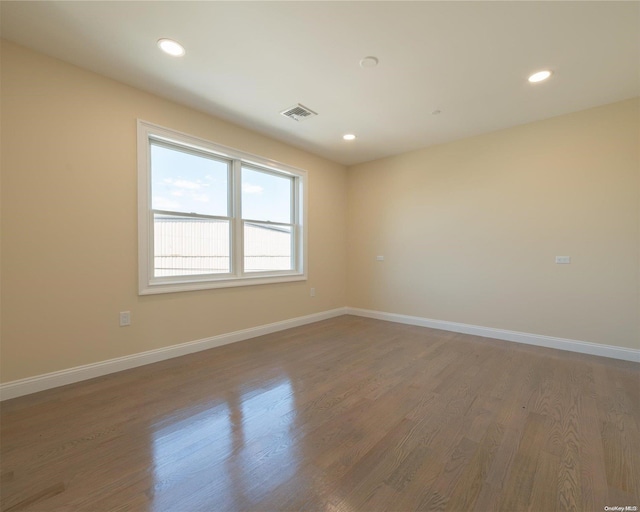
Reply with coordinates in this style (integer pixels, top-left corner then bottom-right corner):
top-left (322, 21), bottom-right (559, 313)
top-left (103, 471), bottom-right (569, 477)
top-left (1, 41), bottom-right (348, 382)
top-left (2, 40), bottom-right (638, 385)
top-left (347, 98), bottom-right (639, 349)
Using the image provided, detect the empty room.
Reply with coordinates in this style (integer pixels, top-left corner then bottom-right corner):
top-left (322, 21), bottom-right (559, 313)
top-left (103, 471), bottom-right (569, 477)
top-left (1, 1), bottom-right (638, 511)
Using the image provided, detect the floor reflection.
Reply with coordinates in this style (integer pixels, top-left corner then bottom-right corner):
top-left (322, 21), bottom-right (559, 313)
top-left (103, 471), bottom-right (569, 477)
top-left (150, 378), bottom-right (297, 511)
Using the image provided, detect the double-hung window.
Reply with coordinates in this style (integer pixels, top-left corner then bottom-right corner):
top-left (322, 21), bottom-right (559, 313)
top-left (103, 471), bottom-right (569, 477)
top-left (138, 121), bottom-right (306, 294)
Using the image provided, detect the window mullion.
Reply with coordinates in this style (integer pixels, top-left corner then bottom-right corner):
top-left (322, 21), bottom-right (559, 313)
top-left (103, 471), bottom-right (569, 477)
top-left (232, 159), bottom-right (243, 276)
top-left (148, 209), bottom-right (155, 282)
top-left (290, 177), bottom-right (297, 271)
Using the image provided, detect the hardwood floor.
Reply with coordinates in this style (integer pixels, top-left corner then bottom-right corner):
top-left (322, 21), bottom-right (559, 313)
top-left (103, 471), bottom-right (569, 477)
top-left (1, 315), bottom-right (639, 511)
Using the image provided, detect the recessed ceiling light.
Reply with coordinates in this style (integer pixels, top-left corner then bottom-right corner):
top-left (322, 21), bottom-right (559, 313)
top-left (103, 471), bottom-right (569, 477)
top-left (528, 70), bottom-right (552, 83)
top-left (158, 38), bottom-right (185, 57)
top-left (343, 134), bottom-right (356, 141)
top-left (359, 56), bottom-right (379, 68)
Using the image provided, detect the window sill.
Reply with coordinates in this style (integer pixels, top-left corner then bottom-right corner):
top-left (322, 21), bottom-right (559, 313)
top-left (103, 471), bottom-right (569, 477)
top-left (139, 272), bottom-right (307, 295)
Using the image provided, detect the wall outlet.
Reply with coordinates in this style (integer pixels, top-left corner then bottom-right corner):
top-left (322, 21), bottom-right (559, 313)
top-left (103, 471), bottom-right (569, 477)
top-left (119, 311), bottom-right (131, 327)
top-left (376, 255), bottom-right (384, 261)
top-left (555, 256), bottom-right (571, 264)
top-left (310, 287), bottom-right (316, 297)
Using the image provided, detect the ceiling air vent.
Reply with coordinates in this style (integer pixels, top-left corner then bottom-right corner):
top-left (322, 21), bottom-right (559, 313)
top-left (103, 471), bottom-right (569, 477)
top-left (280, 103), bottom-right (318, 122)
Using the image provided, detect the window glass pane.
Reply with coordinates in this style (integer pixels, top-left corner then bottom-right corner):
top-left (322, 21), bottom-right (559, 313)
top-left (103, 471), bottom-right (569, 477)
top-left (154, 213), bottom-right (230, 276)
top-left (151, 143), bottom-right (228, 217)
top-left (244, 222), bottom-right (292, 272)
top-left (241, 167), bottom-right (292, 223)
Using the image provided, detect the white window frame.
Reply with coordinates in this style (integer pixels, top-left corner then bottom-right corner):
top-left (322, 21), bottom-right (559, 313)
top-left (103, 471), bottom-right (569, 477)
top-left (137, 120), bottom-right (307, 295)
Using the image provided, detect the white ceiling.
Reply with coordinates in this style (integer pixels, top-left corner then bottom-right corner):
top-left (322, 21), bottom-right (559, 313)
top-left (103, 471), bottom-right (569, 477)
top-left (2, 1), bottom-right (638, 166)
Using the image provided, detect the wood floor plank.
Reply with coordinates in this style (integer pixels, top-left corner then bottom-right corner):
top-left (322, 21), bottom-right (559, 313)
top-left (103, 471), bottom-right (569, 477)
top-left (579, 395), bottom-right (609, 509)
top-left (1, 315), bottom-right (638, 512)
top-left (556, 362), bottom-right (584, 511)
top-left (444, 421), bottom-right (505, 512)
top-left (498, 412), bottom-right (550, 511)
top-left (528, 449), bottom-right (560, 512)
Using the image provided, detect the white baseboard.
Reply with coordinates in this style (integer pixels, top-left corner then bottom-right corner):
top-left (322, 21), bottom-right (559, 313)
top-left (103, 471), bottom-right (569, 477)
top-left (3, 305), bottom-right (636, 401)
top-left (347, 307), bottom-right (640, 363)
top-left (0, 307), bottom-right (348, 401)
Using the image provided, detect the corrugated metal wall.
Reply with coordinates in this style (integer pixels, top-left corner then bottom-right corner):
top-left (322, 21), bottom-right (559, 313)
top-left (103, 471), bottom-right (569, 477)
top-left (154, 216), bottom-right (291, 276)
